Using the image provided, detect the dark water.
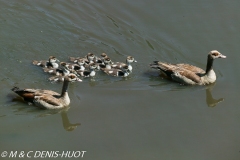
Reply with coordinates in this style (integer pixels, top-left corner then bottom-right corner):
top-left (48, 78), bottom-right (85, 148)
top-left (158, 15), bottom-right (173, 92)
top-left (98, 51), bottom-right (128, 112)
top-left (0, 0), bottom-right (239, 160)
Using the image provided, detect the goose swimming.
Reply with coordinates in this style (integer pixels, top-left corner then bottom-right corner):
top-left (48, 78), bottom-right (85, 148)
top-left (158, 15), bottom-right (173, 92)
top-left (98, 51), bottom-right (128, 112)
top-left (43, 62), bottom-right (70, 76)
top-left (150, 50), bottom-right (226, 85)
top-left (111, 56), bottom-right (137, 72)
top-left (77, 63), bottom-right (97, 78)
top-left (11, 74), bottom-right (82, 109)
top-left (103, 65), bottom-right (130, 77)
top-left (94, 53), bottom-right (108, 64)
top-left (99, 57), bottom-right (112, 70)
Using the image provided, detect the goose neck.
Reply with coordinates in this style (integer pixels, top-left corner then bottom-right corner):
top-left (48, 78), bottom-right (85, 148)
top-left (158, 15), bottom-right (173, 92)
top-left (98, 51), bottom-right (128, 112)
top-left (206, 55), bottom-right (214, 74)
top-left (61, 79), bottom-right (69, 97)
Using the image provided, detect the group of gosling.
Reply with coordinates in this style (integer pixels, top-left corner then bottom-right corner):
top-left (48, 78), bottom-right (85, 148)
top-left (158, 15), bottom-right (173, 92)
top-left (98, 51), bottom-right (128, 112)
top-left (12, 50), bottom-right (226, 109)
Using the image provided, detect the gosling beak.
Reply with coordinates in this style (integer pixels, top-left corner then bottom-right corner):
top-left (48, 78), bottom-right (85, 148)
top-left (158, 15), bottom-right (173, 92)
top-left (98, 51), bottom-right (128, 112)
top-left (76, 78), bottom-right (82, 82)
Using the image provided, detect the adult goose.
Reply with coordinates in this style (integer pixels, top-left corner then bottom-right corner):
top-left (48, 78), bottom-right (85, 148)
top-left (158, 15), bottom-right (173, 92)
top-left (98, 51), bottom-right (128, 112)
top-left (11, 74), bottom-right (82, 109)
top-left (150, 50), bottom-right (226, 85)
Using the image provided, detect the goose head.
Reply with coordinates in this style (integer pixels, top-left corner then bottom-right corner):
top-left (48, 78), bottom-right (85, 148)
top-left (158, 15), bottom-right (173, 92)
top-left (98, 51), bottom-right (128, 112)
top-left (49, 56), bottom-right (59, 63)
top-left (89, 63), bottom-right (97, 70)
top-left (87, 53), bottom-right (95, 61)
top-left (101, 53), bottom-right (108, 59)
top-left (104, 57), bottom-right (112, 64)
top-left (126, 56), bottom-right (137, 63)
top-left (60, 62), bottom-right (69, 70)
top-left (66, 73), bottom-right (82, 82)
top-left (59, 62), bottom-right (70, 74)
top-left (77, 58), bottom-right (85, 66)
top-left (208, 50), bottom-right (226, 59)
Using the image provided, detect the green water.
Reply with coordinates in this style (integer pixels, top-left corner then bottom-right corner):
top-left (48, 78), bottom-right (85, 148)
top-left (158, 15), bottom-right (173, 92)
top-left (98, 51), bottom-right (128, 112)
top-left (0, 0), bottom-right (239, 160)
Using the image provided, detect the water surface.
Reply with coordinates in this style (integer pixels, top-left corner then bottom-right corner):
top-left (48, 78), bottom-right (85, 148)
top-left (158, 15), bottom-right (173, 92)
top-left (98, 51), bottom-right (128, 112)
top-left (0, 1), bottom-right (239, 160)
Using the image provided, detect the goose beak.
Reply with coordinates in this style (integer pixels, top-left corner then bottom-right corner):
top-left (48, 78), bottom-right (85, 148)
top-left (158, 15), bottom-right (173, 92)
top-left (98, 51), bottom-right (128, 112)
top-left (76, 78), bottom-right (82, 82)
top-left (73, 76), bottom-right (82, 82)
top-left (220, 54), bottom-right (227, 58)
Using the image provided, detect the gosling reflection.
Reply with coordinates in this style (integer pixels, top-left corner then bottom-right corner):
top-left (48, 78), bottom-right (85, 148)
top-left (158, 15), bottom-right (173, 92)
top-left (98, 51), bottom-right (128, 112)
top-left (205, 83), bottom-right (224, 107)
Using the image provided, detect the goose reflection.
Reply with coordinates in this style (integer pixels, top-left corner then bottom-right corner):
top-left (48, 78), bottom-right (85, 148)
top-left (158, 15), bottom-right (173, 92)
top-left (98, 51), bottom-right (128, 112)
top-left (148, 74), bottom-right (224, 107)
top-left (60, 110), bottom-right (80, 131)
top-left (205, 83), bottom-right (224, 107)
top-left (37, 108), bottom-right (80, 131)
top-left (9, 95), bottom-right (80, 131)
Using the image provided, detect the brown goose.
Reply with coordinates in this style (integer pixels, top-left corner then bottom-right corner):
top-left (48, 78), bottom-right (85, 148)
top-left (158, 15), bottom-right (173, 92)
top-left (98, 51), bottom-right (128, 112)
top-left (11, 74), bottom-right (81, 109)
top-left (150, 50), bottom-right (226, 85)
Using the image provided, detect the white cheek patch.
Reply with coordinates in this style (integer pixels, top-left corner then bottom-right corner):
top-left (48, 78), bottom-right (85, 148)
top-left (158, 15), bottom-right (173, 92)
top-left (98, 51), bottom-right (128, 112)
top-left (108, 71), bottom-right (113, 74)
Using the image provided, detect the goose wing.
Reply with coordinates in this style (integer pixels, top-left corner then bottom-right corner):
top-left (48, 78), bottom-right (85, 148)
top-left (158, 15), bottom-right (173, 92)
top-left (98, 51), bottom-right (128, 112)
top-left (12, 87), bottom-right (60, 100)
top-left (103, 68), bottom-right (121, 76)
top-left (34, 94), bottom-right (62, 107)
top-left (171, 68), bottom-right (201, 84)
top-left (176, 63), bottom-right (205, 74)
top-left (111, 62), bottom-right (125, 69)
top-left (150, 61), bottom-right (179, 78)
top-left (34, 89), bottom-right (60, 96)
top-left (150, 61), bottom-right (205, 73)
top-left (150, 61), bottom-right (177, 71)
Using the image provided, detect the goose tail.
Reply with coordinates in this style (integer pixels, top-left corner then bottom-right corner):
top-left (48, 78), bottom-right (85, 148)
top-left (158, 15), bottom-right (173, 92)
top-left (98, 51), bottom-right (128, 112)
top-left (69, 57), bottom-right (77, 62)
top-left (149, 61), bottom-right (160, 70)
top-left (11, 86), bottom-right (20, 92)
top-left (32, 60), bottom-right (39, 65)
